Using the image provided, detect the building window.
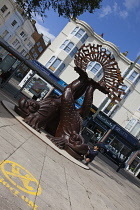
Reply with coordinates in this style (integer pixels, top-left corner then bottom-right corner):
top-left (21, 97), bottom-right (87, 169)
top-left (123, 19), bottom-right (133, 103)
top-left (128, 70), bottom-right (139, 84)
top-left (20, 31), bottom-right (26, 38)
top-left (31, 48), bottom-right (35, 53)
top-left (75, 28), bottom-right (84, 38)
top-left (131, 122), bottom-right (140, 136)
top-left (12, 39), bottom-right (20, 47)
top-left (125, 118), bottom-right (137, 131)
top-left (71, 27), bottom-right (79, 34)
top-left (11, 20), bottom-right (17, 27)
top-left (60, 40), bottom-right (74, 52)
top-left (102, 48), bottom-right (111, 55)
top-left (1, 5), bottom-right (8, 13)
top-left (102, 48), bottom-right (115, 59)
top-left (120, 84), bottom-right (131, 99)
top-left (26, 54), bottom-right (30, 59)
top-left (49, 58), bottom-right (61, 71)
top-left (37, 42), bottom-right (40, 46)
top-left (71, 27), bottom-right (88, 43)
top-left (60, 40), bottom-right (78, 57)
top-left (103, 101), bottom-right (115, 115)
top-left (104, 137), bottom-right (131, 161)
top-left (45, 56), bottom-right (55, 68)
top-left (128, 70), bottom-right (138, 81)
top-left (106, 49), bottom-right (111, 54)
top-left (86, 61), bottom-right (103, 79)
top-left (57, 63), bottom-right (66, 75)
top-left (81, 33), bottom-right (88, 43)
top-left (45, 56), bottom-right (65, 74)
top-left (1, 30), bottom-right (9, 38)
top-left (38, 46), bottom-right (43, 53)
top-left (43, 36), bottom-right (51, 45)
top-left (17, 45), bottom-right (21, 50)
top-left (122, 68), bottom-right (129, 77)
top-left (129, 157), bottom-right (140, 173)
top-left (70, 46), bottom-right (78, 57)
top-left (133, 75), bottom-right (140, 86)
top-left (27, 42), bottom-right (32, 48)
top-left (109, 104), bottom-right (120, 117)
top-left (20, 49), bottom-right (26, 56)
top-left (110, 139), bottom-right (124, 154)
top-left (33, 52), bottom-right (38, 59)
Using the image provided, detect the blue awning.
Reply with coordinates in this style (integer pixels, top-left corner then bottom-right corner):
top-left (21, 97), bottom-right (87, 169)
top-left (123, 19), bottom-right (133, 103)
top-left (113, 125), bottom-right (138, 146)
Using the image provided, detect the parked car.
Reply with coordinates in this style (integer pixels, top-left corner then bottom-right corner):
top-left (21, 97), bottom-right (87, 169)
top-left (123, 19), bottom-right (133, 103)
top-left (96, 142), bottom-right (125, 166)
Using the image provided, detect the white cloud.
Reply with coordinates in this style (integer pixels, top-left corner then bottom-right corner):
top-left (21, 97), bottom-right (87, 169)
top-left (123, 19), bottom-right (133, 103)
top-left (124, 0), bottom-right (140, 10)
top-left (99, 5), bottom-right (112, 17)
top-left (99, 1), bottom-right (140, 19)
top-left (113, 2), bottom-right (118, 12)
top-left (35, 22), bottom-right (55, 41)
top-left (119, 10), bottom-right (128, 18)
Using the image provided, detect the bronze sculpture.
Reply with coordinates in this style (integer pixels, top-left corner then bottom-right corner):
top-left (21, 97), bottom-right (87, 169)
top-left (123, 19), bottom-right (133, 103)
top-left (15, 44), bottom-right (125, 160)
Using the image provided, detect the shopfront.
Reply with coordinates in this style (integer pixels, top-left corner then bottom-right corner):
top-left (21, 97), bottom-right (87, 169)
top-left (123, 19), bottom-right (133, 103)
top-left (18, 70), bottom-right (53, 100)
top-left (126, 151), bottom-right (140, 179)
top-left (103, 125), bottom-right (138, 163)
top-left (83, 111), bottom-right (116, 144)
top-left (83, 109), bottom-right (139, 165)
top-left (128, 153), bottom-right (140, 178)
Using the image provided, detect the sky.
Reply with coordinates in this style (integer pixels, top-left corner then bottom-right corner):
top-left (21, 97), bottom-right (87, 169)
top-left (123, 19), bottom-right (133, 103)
top-left (34, 0), bottom-right (140, 64)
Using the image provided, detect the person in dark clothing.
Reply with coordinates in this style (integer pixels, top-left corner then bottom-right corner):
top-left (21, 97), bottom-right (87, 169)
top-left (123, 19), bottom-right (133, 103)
top-left (84, 145), bottom-right (99, 165)
top-left (0, 68), bottom-right (13, 84)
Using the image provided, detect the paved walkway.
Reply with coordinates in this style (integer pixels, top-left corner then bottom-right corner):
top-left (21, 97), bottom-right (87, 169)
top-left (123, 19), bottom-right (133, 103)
top-left (0, 88), bottom-right (140, 210)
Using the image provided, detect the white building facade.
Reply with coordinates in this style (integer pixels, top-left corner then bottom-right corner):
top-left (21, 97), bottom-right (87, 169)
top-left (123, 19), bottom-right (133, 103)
top-left (38, 19), bottom-right (140, 177)
top-left (38, 18), bottom-right (140, 139)
top-left (0, 0), bottom-right (35, 58)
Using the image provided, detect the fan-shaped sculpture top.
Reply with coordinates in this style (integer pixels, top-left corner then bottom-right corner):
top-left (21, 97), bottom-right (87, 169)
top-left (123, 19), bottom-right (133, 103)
top-left (74, 44), bottom-right (125, 103)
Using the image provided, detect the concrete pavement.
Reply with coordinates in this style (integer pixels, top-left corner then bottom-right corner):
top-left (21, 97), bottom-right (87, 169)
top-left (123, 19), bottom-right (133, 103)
top-left (0, 88), bottom-right (140, 210)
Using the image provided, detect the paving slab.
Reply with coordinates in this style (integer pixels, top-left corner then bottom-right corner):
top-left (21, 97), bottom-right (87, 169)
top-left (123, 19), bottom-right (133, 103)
top-left (2, 100), bottom-right (89, 170)
top-left (0, 94), bottom-right (140, 210)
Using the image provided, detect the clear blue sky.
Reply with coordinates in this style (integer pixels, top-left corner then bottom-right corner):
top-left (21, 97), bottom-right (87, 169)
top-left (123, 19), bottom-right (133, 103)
top-left (34, 0), bottom-right (140, 64)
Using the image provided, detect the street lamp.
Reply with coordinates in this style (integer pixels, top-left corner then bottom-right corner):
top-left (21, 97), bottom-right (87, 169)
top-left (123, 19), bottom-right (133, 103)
top-left (123, 55), bottom-right (140, 78)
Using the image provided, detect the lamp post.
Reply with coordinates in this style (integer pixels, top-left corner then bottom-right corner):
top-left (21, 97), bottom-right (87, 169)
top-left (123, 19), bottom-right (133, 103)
top-left (123, 55), bottom-right (140, 78)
